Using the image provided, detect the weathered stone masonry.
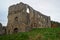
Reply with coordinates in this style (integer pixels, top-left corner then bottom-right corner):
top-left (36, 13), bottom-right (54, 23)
top-left (7, 2), bottom-right (51, 34)
top-left (0, 23), bottom-right (6, 35)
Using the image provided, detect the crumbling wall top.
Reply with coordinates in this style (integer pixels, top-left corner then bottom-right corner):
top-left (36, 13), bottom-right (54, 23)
top-left (8, 2), bottom-right (50, 18)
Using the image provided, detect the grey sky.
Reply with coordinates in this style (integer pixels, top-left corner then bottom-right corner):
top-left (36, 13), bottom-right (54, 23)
top-left (0, 0), bottom-right (60, 26)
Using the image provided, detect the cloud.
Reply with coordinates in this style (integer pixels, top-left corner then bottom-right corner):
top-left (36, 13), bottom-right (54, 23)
top-left (0, 0), bottom-right (60, 26)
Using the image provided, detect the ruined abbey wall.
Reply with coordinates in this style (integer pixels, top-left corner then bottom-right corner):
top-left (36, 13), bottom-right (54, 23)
top-left (0, 23), bottom-right (6, 35)
top-left (7, 2), bottom-right (51, 34)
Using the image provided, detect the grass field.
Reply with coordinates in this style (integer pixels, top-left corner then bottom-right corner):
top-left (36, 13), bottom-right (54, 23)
top-left (0, 28), bottom-right (60, 40)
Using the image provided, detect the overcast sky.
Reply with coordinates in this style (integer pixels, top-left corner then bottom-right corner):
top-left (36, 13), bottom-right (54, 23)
top-left (0, 0), bottom-right (60, 26)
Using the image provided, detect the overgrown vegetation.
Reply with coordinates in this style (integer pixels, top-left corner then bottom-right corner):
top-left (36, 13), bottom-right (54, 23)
top-left (0, 28), bottom-right (60, 40)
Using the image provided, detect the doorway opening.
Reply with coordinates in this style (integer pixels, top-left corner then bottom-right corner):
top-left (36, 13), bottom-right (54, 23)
top-left (14, 28), bottom-right (18, 33)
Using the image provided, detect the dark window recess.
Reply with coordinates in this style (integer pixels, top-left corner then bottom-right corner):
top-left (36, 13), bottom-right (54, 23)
top-left (31, 24), bottom-right (33, 27)
top-left (14, 28), bottom-right (18, 33)
top-left (15, 17), bottom-right (18, 21)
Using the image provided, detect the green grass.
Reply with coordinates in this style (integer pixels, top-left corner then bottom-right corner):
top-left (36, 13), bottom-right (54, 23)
top-left (0, 28), bottom-right (60, 40)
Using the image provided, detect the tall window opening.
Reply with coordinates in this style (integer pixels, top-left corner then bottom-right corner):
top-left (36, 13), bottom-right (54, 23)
top-left (26, 8), bottom-right (30, 13)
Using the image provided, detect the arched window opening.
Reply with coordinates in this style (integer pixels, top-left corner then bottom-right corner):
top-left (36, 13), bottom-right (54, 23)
top-left (15, 17), bottom-right (18, 21)
top-left (26, 8), bottom-right (30, 13)
top-left (14, 28), bottom-right (18, 33)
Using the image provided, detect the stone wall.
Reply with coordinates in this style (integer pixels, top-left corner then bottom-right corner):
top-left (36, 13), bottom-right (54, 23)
top-left (0, 23), bottom-right (6, 35)
top-left (0, 23), bottom-right (2, 35)
top-left (7, 2), bottom-right (51, 34)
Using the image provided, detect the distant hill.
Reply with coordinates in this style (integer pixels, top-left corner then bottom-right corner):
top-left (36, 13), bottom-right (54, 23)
top-left (0, 28), bottom-right (60, 40)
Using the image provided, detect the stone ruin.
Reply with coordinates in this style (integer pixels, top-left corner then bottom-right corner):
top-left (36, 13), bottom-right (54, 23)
top-left (0, 23), bottom-right (6, 35)
top-left (6, 2), bottom-right (51, 34)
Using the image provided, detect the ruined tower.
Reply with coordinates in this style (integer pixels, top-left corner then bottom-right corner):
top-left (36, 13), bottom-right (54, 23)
top-left (7, 2), bottom-right (51, 34)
